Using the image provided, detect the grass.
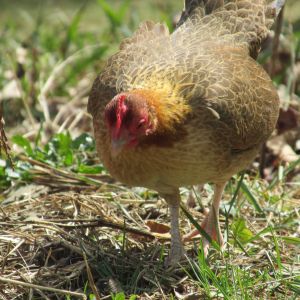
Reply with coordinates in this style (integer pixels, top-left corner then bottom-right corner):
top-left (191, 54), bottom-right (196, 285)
top-left (0, 0), bottom-right (300, 299)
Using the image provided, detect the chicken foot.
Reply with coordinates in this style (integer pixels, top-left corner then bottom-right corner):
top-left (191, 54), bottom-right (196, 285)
top-left (163, 190), bottom-right (185, 266)
top-left (183, 182), bottom-right (226, 256)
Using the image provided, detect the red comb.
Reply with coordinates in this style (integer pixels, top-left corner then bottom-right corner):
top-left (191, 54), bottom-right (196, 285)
top-left (115, 94), bottom-right (127, 137)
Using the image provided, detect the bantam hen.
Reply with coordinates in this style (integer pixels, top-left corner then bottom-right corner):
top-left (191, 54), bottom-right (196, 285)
top-left (88, 0), bottom-right (285, 265)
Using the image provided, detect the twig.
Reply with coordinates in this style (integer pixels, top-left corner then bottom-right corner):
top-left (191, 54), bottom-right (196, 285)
top-left (0, 218), bottom-right (156, 240)
top-left (0, 276), bottom-right (87, 299)
top-left (83, 252), bottom-right (101, 300)
top-left (0, 105), bottom-right (13, 167)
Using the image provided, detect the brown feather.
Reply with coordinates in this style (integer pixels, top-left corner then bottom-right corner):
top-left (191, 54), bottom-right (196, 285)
top-left (88, 0), bottom-right (282, 194)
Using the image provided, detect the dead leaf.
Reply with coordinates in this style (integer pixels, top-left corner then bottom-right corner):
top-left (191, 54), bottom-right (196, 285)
top-left (266, 135), bottom-right (299, 163)
top-left (145, 220), bottom-right (170, 234)
top-left (174, 290), bottom-right (203, 300)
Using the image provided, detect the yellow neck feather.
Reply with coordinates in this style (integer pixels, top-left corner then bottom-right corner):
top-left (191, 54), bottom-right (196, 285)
top-left (129, 87), bottom-right (190, 133)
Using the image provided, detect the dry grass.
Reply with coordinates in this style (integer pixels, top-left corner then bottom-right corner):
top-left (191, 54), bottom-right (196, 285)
top-left (0, 158), bottom-right (299, 298)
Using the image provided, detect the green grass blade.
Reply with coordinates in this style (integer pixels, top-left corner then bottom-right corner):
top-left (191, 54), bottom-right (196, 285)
top-left (118, 0), bottom-right (131, 20)
top-left (240, 181), bottom-right (264, 214)
top-left (246, 226), bottom-right (273, 243)
top-left (272, 229), bottom-right (283, 276)
top-left (180, 204), bottom-right (220, 252)
top-left (97, 0), bottom-right (120, 26)
top-left (227, 172), bottom-right (245, 215)
top-left (280, 236), bottom-right (300, 245)
top-left (61, 2), bottom-right (88, 57)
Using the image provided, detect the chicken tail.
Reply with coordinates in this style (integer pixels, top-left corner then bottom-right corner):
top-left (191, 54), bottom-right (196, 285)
top-left (176, 0), bottom-right (286, 58)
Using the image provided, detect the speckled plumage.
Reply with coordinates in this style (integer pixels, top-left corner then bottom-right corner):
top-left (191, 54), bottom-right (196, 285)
top-left (88, 0), bottom-right (284, 264)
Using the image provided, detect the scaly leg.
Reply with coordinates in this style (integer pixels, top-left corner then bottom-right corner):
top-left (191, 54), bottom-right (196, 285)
top-left (163, 190), bottom-right (184, 266)
top-left (183, 182), bottom-right (226, 256)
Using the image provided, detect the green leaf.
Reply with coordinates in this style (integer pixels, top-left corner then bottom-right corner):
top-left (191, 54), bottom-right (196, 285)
top-left (112, 292), bottom-right (125, 300)
top-left (45, 132), bottom-right (74, 166)
top-left (55, 132), bottom-right (72, 154)
top-left (89, 294), bottom-right (96, 300)
top-left (12, 135), bottom-right (33, 156)
top-left (231, 218), bottom-right (254, 244)
top-left (77, 164), bottom-right (103, 174)
top-left (72, 133), bottom-right (95, 151)
top-left (63, 150), bottom-right (74, 166)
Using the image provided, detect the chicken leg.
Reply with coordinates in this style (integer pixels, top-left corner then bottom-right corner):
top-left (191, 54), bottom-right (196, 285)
top-left (183, 182), bottom-right (226, 256)
top-left (163, 190), bottom-right (184, 266)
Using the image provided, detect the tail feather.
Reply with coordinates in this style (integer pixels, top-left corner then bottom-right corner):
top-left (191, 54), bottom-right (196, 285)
top-left (176, 0), bottom-right (286, 58)
top-left (180, 0), bottom-right (285, 18)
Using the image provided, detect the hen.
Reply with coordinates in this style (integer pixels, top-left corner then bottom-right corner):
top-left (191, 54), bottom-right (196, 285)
top-left (88, 0), bottom-right (285, 265)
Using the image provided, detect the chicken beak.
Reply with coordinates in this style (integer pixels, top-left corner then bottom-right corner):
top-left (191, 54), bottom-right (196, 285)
top-left (111, 137), bottom-right (126, 157)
